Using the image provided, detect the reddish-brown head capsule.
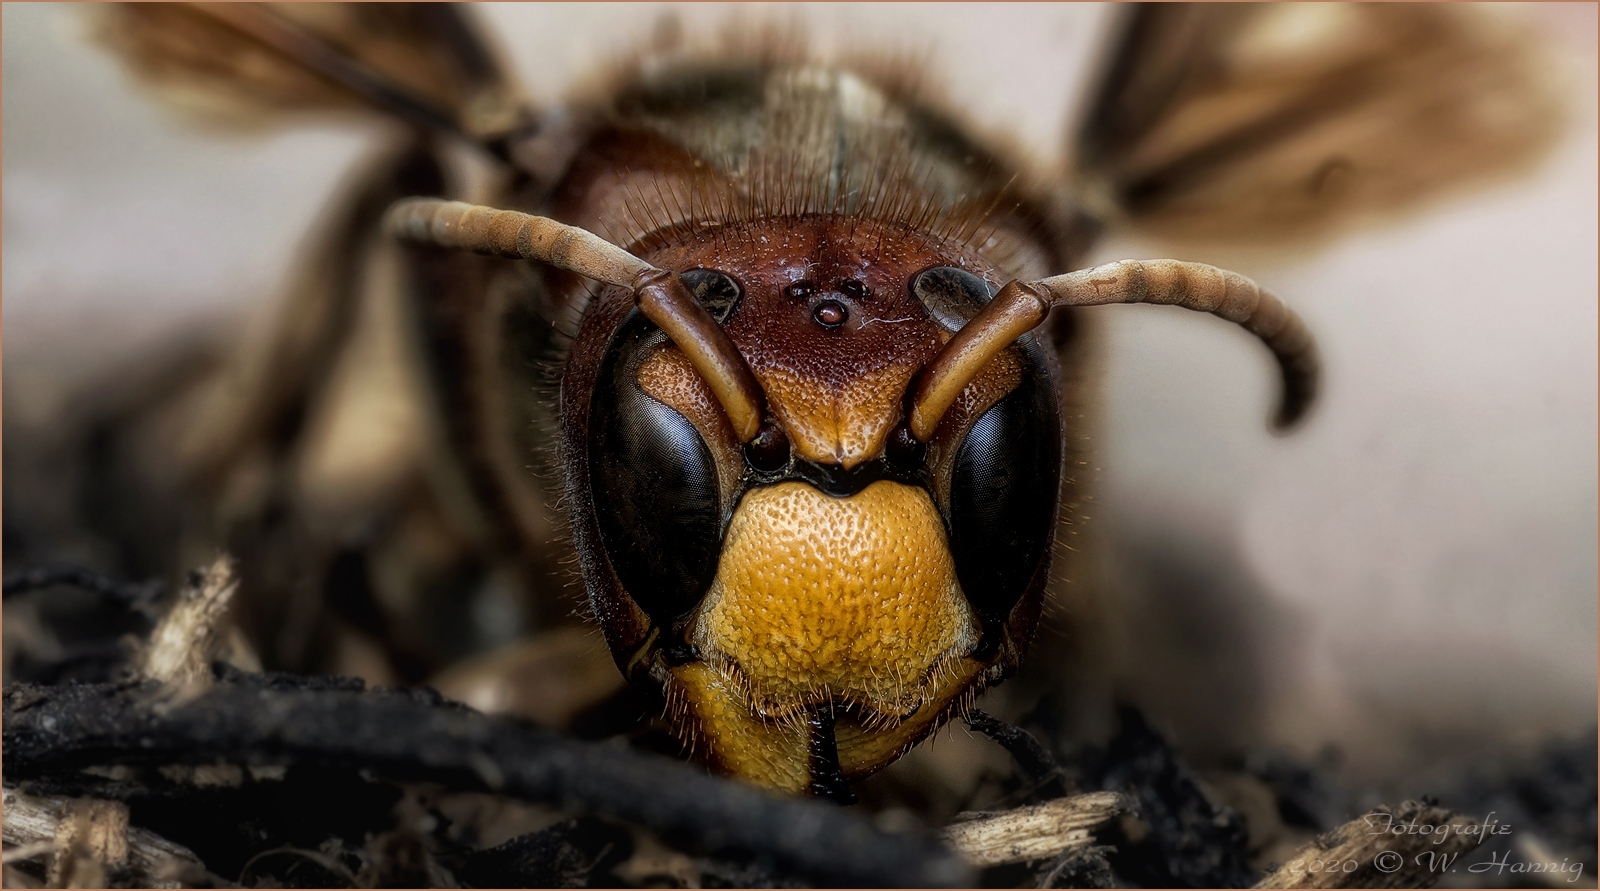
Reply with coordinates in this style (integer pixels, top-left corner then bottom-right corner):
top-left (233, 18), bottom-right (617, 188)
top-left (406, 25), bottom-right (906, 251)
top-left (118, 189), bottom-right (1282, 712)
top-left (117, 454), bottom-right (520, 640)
top-left (378, 53), bottom-right (1322, 797)
top-left (501, 61), bottom-right (1085, 796)
top-left (571, 216), bottom-right (1065, 796)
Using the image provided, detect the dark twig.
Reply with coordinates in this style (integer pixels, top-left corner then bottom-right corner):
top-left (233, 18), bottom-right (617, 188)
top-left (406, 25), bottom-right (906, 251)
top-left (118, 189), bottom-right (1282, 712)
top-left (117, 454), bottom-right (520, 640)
top-left (1095, 706), bottom-right (1253, 888)
top-left (3, 674), bottom-right (972, 888)
top-left (451, 818), bottom-right (634, 888)
top-left (3, 564), bottom-right (164, 612)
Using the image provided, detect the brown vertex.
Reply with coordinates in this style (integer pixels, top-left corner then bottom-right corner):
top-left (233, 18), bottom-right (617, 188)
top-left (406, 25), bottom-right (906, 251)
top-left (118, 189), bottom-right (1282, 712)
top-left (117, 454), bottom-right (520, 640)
top-left (645, 216), bottom-right (961, 469)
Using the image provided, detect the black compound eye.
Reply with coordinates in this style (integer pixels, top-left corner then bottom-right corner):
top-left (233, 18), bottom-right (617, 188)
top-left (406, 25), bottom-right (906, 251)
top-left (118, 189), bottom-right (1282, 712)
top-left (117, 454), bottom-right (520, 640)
top-left (588, 312), bottom-right (722, 625)
top-left (681, 268), bottom-right (743, 323)
top-left (911, 266), bottom-right (994, 332)
top-left (947, 358), bottom-right (1062, 627)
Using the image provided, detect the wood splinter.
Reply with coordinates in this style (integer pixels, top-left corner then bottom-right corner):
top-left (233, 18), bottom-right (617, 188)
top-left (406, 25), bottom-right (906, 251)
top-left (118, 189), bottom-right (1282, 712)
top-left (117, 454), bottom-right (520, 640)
top-left (941, 791), bottom-right (1131, 868)
top-left (1256, 799), bottom-right (1484, 889)
top-left (2, 788), bottom-right (204, 889)
top-left (138, 554), bottom-right (239, 697)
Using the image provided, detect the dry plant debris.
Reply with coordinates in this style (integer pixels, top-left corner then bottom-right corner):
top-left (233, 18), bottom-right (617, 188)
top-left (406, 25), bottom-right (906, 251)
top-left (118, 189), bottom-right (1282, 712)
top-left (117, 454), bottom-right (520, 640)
top-left (942, 792), bottom-right (1129, 867)
top-left (1257, 800), bottom-right (1483, 889)
top-left (3, 558), bottom-right (1594, 888)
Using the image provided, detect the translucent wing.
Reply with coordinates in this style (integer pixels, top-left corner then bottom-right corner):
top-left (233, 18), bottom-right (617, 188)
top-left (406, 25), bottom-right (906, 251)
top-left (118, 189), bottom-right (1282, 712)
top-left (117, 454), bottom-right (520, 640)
top-left (95, 3), bottom-right (529, 141)
top-left (1073, 4), bottom-right (1566, 245)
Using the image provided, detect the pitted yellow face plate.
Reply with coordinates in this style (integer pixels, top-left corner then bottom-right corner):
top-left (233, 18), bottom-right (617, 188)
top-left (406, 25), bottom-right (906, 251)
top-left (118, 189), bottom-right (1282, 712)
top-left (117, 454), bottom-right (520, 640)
top-left (690, 480), bottom-right (978, 720)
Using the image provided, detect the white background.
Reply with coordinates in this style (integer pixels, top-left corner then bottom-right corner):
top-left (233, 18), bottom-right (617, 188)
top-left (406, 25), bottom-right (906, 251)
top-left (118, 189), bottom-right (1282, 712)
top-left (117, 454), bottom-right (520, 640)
top-left (5, 3), bottom-right (1595, 779)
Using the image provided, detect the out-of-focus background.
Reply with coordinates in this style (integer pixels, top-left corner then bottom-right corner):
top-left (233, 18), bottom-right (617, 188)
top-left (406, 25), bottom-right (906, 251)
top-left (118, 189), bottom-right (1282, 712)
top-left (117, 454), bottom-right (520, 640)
top-left (5, 2), bottom-right (1596, 788)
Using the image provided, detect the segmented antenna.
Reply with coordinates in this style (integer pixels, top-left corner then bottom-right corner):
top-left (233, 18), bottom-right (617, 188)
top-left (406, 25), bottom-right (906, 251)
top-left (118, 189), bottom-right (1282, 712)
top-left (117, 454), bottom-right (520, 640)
top-left (909, 259), bottom-right (1319, 440)
top-left (386, 198), bottom-right (767, 442)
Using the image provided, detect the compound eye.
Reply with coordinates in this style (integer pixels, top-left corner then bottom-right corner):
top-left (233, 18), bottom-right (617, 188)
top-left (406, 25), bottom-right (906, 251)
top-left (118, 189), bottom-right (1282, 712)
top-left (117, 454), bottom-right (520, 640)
top-left (911, 266), bottom-right (994, 332)
top-left (947, 366), bottom-right (1062, 626)
top-left (681, 268), bottom-right (743, 323)
top-left (588, 313), bottom-right (722, 626)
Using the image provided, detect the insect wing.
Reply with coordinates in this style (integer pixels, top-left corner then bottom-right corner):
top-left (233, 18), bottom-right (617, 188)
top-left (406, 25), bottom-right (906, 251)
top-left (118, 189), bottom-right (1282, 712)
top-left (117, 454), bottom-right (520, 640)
top-left (95, 3), bottom-right (527, 138)
top-left (1074, 3), bottom-right (1566, 245)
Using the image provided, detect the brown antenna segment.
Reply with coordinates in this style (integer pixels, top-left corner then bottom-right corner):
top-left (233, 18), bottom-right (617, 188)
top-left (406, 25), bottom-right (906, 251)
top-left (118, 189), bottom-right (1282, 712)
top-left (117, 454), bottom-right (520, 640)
top-left (909, 259), bottom-right (1319, 440)
top-left (386, 198), bottom-right (767, 441)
